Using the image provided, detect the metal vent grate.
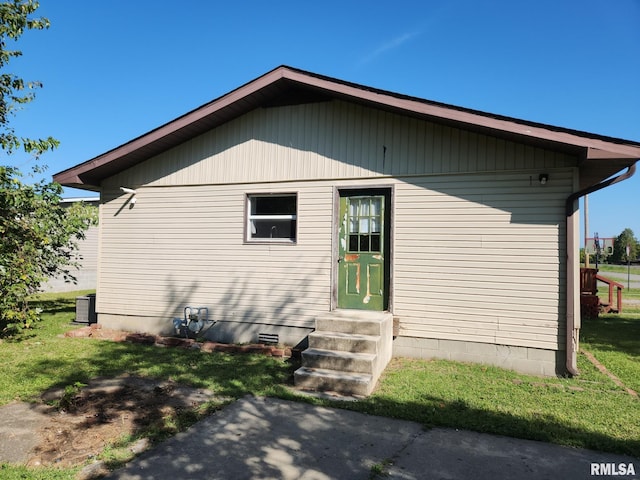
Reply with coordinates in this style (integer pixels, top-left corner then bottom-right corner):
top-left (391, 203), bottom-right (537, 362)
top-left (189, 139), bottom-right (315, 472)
top-left (258, 333), bottom-right (279, 344)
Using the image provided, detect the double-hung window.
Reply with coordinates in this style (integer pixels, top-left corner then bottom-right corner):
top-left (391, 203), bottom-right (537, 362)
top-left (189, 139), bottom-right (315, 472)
top-left (246, 194), bottom-right (297, 243)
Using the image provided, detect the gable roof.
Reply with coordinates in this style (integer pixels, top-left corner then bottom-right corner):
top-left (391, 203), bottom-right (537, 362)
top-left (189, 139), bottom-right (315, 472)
top-left (54, 65), bottom-right (640, 191)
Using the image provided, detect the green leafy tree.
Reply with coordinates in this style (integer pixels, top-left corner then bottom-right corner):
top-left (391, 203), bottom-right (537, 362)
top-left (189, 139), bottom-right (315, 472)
top-left (0, 1), bottom-right (95, 336)
top-left (611, 228), bottom-right (639, 264)
top-left (0, 0), bottom-right (57, 155)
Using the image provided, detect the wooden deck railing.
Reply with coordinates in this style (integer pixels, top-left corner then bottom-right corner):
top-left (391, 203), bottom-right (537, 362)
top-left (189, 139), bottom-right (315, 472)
top-left (595, 274), bottom-right (624, 313)
top-left (580, 267), bottom-right (624, 317)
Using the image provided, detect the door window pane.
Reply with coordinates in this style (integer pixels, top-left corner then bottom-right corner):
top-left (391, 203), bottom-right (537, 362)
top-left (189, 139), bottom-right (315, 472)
top-left (371, 234), bottom-right (381, 252)
top-left (346, 195), bottom-right (384, 252)
top-left (360, 200), bottom-right (369, 216)
top-left (360, 235), bottom-right (370, 251)
top-left (349, 201), bottom-right (358, 217)
top-left (370, 197), bottom-right (381, 216)
top-left (349, 234), bottom-right (359, 251)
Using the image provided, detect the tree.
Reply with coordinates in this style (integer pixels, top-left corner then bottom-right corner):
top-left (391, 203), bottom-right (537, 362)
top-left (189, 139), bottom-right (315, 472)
top-left (610, 228), bottom-right (639, 264)
top-left (0, 0), bottom-right (57, 156)
top-left (0, 1), bottom-right (95, 336)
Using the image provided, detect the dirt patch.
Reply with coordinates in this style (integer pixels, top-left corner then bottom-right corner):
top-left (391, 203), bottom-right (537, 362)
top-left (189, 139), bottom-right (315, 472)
top-left (25, 375), bottom-right (221, 468)
top-left (1, 325), bottom-right (292, 470)
top-left (63, 324), bottom-right (294, 357)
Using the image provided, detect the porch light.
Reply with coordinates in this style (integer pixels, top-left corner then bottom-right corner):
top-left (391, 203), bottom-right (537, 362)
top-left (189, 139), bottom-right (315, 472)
top-left (120, 186), bottom-right (137, 206)
top-left (539, 174), bottom-right (549, 185)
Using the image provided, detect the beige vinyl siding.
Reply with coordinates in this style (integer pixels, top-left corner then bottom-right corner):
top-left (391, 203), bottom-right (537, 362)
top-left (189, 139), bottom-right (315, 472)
top-left (98, 169), bottom-right (571, 348)
top-left (97, 183), bottom-right (334, 332)
top-left (42, 225), bottom-right (99, 292)
top-left (98, 99), bottom-right (577, 349)
top-left (103, 100), bottom-right (576, 189)
top-left (393, 170), bottom-right (572, 350)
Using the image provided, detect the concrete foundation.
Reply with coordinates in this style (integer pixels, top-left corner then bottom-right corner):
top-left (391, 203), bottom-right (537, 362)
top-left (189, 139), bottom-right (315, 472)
top-left (97, 314), bottom-right (312, 348)
top-left (202, 321), bottom-right (313, 349)
top-left (393, 336), bottom-right (565, 377)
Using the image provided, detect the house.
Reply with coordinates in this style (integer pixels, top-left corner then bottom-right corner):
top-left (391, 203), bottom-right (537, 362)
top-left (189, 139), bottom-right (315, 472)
top-left (41, 197), bottom-right (99, 293)
top-left (54, 66), bottom-right (640, 394)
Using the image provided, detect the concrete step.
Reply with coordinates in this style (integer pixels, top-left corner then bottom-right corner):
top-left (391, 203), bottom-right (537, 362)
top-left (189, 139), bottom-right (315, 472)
top-left (293, 310), bottom-right (393, 397)
top-left (293, 367), bottom-right (374, 397)
top-left (308, 331), bottom-right (380, 354)
top-left (315, 311), bottom-right (391, 336)
top-left (301, 348), bottom-right (376, 374)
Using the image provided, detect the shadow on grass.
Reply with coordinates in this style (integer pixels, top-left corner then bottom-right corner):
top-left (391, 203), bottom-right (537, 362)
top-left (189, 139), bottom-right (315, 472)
top-left (581, 315), bottom-right (640, 358)
top-left (22, 339), bottom-right (297, 469)
top-left (32, 340), bottom-right (295, 399)
top-left (298, 392), bottom-right (640, 459)
top-left (19, 331), bottom-right (640, 462)
top-left (2, 292), bottom-right (86, 342)
top-left (31, 297), bottom-right (77, 316)
top-left (17, 293), bottom-right (639, 464)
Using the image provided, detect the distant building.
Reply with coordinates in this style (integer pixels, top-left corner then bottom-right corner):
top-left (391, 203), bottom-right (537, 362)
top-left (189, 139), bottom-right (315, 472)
top-left (40, 197), bottom-right (99, 292)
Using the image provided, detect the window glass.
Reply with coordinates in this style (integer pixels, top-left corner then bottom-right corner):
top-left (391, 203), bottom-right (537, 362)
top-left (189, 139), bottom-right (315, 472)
top-left (346, 196), bottom-right (383, 253)
top-left (247, 194), bottom-right (297, 242)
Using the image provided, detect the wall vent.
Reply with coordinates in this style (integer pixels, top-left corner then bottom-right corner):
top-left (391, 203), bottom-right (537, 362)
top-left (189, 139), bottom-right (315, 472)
top-left (258, 333), bottom-right (279, 344)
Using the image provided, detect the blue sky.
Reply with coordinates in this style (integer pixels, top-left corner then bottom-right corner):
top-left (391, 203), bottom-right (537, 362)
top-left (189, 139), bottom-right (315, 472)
top-left (5, 0), bottom-right (640, 242)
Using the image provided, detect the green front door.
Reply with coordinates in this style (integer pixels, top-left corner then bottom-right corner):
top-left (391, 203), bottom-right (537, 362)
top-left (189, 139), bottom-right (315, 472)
top-left (338, 193), bottom-right (387, 310)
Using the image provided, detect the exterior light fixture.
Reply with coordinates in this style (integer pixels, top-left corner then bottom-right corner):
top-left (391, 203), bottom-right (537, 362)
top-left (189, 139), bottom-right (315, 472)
top-left (120, 186), bottom-right (137, 206)
top-left (539, 174), bottom-right (549, 185)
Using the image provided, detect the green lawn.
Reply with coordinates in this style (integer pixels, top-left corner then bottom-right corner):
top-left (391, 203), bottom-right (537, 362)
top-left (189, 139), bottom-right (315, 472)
top-left (591, 264), bottom-right (640, 275)
top-left (581, 312), bottom-right (640, 394)
top-left (1, 291), bottom-right (639, 478)
top-left (1, 291), bottom-right (294, 479)
top-left (335, 353), bottom-right (639, 458)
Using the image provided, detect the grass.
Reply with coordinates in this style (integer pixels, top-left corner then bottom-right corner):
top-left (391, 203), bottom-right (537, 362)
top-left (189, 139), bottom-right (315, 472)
top-left (581, 312), bottom-right (640, 394)
top-left (2, 290), bottom-right (639, 477)
top-left (591, 263), bottom-right (640, 275)
top-left (358, 310), bottom-right (637, 459)
top-left (0, 464), bottom-right (79, 480)
top-left (1, 291), bottom-right (295, 479)
top-left (1, 291), bottom-right (293, 405)
top-left (331, 355), bottom-right (639, 458)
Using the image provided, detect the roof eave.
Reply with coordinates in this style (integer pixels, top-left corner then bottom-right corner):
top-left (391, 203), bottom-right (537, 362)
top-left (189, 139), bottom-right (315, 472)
top-left (53, 66), bottom-right (640, 190)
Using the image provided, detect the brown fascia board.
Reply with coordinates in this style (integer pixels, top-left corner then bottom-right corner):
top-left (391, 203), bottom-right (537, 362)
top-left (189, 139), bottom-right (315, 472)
top-left (54, 68), bottom-right (291, 188)
top-left (286, 68), bottom-right (640, 158)
top-left (53, 65), bottom-right (640, 189)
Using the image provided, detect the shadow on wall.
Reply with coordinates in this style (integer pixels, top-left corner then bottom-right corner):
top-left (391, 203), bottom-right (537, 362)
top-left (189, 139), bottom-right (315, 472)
top-left (159, 270), bottom-right (322, 347)
top-left (161, 275), bottom-right (202, 330)
top-left (41, 226), bottom-right (99, 293)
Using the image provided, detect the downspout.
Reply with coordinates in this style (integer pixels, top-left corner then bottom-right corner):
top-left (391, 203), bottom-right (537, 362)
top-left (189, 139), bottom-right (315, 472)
top-left (565, 162), bottom-right (637, 375)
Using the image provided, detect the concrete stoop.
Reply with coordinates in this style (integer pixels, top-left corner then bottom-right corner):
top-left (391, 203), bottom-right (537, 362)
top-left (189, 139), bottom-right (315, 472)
top-left (294, 310), bottom-right (393, 396)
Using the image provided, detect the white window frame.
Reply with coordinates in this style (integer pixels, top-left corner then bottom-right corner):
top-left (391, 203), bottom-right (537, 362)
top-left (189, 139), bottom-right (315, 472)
top-left (245, 193), bottom-right (298, 243)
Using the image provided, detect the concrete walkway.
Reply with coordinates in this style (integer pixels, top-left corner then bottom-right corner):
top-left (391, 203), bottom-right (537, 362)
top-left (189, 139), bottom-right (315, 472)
top-left (0, 402), bottom-right (53, 464)
top-left (106, 396), bottom-right (638, 480)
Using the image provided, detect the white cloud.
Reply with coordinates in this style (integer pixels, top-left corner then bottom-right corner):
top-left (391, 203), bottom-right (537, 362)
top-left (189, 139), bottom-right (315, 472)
top-left (357, 31), bottom-right (422, 66)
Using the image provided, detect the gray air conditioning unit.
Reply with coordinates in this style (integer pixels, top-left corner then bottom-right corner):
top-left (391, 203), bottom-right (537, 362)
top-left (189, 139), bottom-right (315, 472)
top-left (75, 294), bottom-right (97, 324)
